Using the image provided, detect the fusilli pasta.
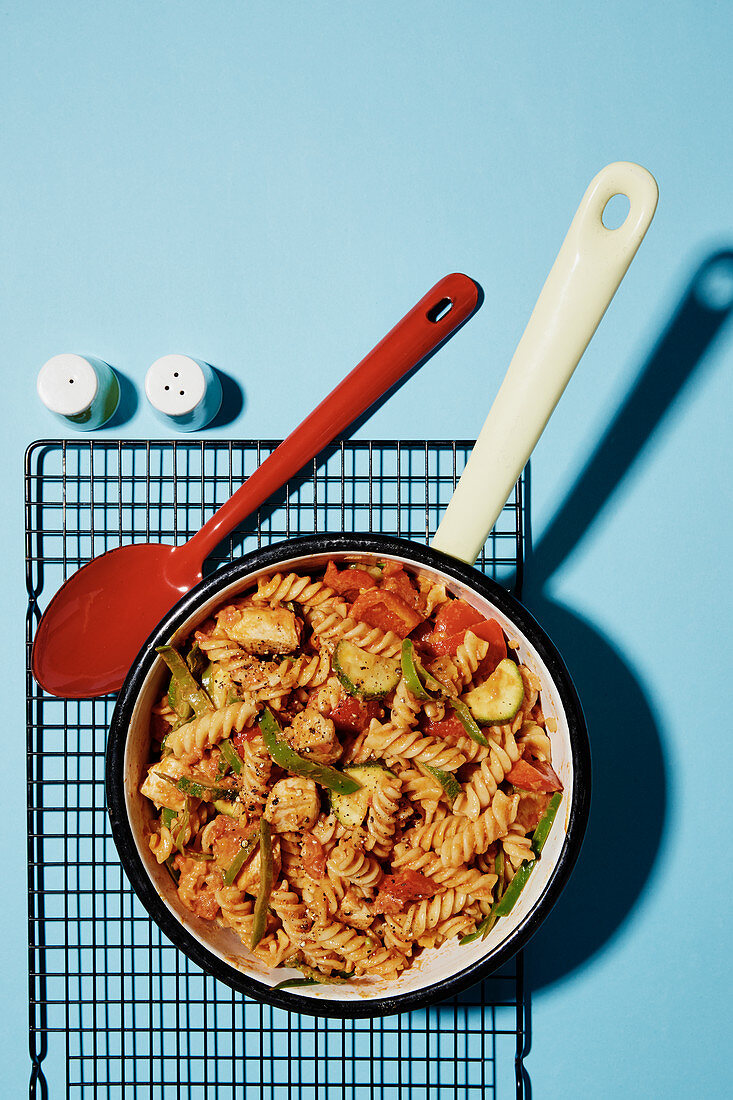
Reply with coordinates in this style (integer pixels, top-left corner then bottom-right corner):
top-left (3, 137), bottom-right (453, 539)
top-left (140, 557), bottom-right (562, 986)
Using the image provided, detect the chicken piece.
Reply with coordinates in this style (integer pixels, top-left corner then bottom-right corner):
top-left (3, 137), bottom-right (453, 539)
top-left (264, 777), bottom-right (320, 833)
top-left (140, 758), bottom-right (191, 812)
top-left (228, 654), bottom-right (280, 692)
top-left (218, 605), bottom-right (302, 655)
top-left (338, 888), bottom-right (374, 930)
top-left (283, 707), bottom-right (342, 764)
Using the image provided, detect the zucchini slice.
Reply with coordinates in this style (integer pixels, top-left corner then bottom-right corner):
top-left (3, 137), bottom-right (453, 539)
top-left (462, 658), bottom-right (525, 725)
top-left (330, 764), bottom-right (393, 829)
top-left (421, 763), bottom-right (461, 805)
top-left (213, 798), bottom-right (248, 820)
top-left (333, 640), bottom-right (400, 699)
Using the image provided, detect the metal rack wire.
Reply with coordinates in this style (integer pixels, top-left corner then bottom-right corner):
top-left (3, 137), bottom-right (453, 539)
top-left (26, 439), bottom-right (528, 1099)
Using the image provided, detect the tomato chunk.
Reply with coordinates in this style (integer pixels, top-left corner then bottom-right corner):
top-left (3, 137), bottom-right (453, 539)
top-left (408, 619), bottom-right (436, 653)
top-left (301, 833), bottom-right (327, 881)
top-left (430, 615), bottom-right (507, 664)
top-left (381, 562), bottom-right (421, 610)
top-left (231, 727), bottom-right (260, 755)
top-left (324, 560), bottom-right (377, 598)
top-left (506, 757), bottom-right (563, 793)
top-left (350, 588), bottom-right (423, 638)
top-left (371, 870), bottom-right (440, 914)
top-left (330, 694), bottom-right (382, 735)
top-left (472, 618), bottom-right (508, 679)
top-left (421, 714), bottom-right (468, 743)
top-left (433, 598), bottom-right (483, 638)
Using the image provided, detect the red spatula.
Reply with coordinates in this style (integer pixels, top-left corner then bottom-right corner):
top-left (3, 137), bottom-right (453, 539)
top-left (32, 273), bottom-right (480, 698)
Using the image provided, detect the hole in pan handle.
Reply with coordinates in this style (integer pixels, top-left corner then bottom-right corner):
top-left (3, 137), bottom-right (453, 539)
top-left (431, 161), bottom-right (659, 567)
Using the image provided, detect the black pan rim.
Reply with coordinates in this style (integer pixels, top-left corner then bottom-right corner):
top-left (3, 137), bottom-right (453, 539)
top-left (107, 532), bottom-right (591, 1019)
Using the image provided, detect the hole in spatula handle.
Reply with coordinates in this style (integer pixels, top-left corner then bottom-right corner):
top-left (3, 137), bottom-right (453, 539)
top-left (426, 297), bottom-right (453, 323)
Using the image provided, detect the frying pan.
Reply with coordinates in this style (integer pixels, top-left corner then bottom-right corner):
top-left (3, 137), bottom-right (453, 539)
top-left (107, 162), bottom-right (658, 1018)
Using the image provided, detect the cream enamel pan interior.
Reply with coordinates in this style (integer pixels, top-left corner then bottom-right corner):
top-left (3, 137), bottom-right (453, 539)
top-left (106, 162), bottom-right (658, 1017)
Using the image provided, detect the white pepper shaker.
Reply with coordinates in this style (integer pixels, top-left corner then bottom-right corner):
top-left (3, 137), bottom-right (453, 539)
top-left (144, 354), bottom-right (222, 431)
top-left (37, 354), bottom-right (120, 430)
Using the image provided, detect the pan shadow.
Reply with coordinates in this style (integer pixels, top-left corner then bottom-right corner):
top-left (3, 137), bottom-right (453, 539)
top-left (520, 247), bottom-right (733, 995)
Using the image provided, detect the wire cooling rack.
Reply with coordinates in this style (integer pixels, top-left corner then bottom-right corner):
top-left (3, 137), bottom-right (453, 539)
top-left (25, 439), bottom-right (528, 1099)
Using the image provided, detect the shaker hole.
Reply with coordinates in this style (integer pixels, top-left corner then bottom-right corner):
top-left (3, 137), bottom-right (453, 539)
top-left (602, 193), bottom-right (630, 229)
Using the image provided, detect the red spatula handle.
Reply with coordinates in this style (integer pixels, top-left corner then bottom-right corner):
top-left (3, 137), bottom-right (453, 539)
top-left (169, 273), bottom-right (480, 577)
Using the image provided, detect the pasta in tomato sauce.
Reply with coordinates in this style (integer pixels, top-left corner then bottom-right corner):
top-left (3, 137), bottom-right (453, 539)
top-left (140, 558), bottom-right (563, 982)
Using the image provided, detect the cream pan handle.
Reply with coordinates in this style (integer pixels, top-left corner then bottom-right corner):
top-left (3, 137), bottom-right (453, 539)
top-left (431, 161), bottom-right (658, 565)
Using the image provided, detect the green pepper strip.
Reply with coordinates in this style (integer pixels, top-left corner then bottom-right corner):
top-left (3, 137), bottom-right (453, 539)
top-left (185, 641), bottom-right (207, 681)
top-left (167, 677), bottom-right (192, 722)
top-left (492, 859), bottom-right (536, 918)
top-left (251, 819), bottom-right (273, 949)
top-left (459, 918), bottom-right (490, 945)
top-left (460, 853), bottom-right (537, 945)
top-left (222, 828), bottom-right (260, 887)
top-left (532, 791), bottom-right (562, 855)
top-left (401, 640), bottom-right (433, 701)
top-left (403, 640), bottom-right (489, 749)
top-left (460, 853), bottom-right (503, 946)
top-left (495, 848), bottom-right (505, 899)
top-left (201, 661), bottom-right (217, 701)
top-left (172, 801), bottom-right (190, 854)
top-left (219, 738), bottom-right (243, 775)
top-left (448, 697), bottom-right (489, 748)
top-left (461, 796), bottom-right (562, 947)
top-left (413, 654), bottom-right (446, 697)
top-left (161, 806), bottom-right (176, 829)
top-left (280, 959), bottom-right (352, 985)
top-left (162, 773), bottom-right (234, 802)
top-left (259, 709), bottom-right (362, 795)
top-left (273, 970), bottom-right (351, 990)
top-left (273, 977), bottom-right (321, 990)
top-left (157, 644), bottom-right (214, 719)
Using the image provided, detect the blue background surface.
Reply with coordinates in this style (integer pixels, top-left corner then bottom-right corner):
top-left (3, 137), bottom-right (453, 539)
top-left (2, 2), bottom-right (732, 1095)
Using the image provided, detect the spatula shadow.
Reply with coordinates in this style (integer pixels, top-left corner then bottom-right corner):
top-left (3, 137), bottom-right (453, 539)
top-left (521, 247), bottom-right (733, 992)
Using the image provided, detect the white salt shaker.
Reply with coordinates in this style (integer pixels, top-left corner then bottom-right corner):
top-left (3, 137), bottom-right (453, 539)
top-left (144, 354), bottom-right (222, 432)
top-left (37, 354), bottom-right (120, 430)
